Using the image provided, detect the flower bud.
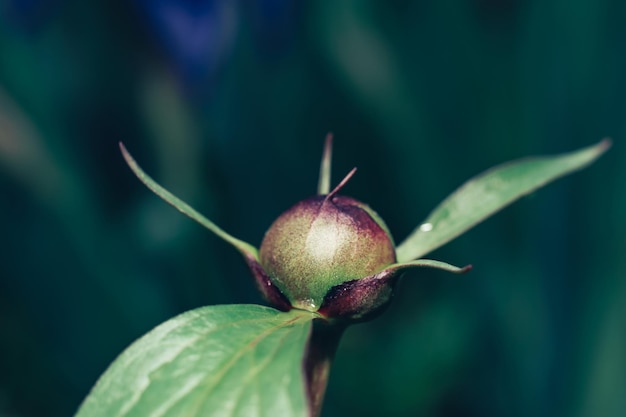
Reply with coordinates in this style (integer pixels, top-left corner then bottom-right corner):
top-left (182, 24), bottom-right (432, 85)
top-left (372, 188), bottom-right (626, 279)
top-left (259, 193), bottom-right (396, 313)
top-left (120, 135), bottom-right (472, 324)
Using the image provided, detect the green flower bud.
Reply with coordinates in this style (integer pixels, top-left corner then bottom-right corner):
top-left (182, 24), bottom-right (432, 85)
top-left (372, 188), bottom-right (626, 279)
top-left (259, 193), bottom-right (396, 312)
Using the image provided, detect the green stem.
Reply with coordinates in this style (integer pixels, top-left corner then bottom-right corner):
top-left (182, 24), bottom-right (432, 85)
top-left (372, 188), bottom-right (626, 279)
top-left (305, 320), bottom-right (345, 417)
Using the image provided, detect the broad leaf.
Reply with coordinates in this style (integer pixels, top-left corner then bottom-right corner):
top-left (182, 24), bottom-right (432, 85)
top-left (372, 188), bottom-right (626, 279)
top-left (396, 139), bottom-right (611, 263)
top-left (76, 305), bottom-right (316, 417)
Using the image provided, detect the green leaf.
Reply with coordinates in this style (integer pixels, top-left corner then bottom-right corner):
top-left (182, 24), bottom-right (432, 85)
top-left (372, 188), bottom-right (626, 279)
top-left (396, 139), bottom-right (611, 263)
top-left (120, 143), bottom-right (259, 260)
top-left (76, 305), bottom-right (316, 417)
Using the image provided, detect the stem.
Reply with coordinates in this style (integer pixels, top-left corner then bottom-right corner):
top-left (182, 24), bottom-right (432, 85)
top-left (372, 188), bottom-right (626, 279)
top-left (305, 320), bottom-right (345, 417)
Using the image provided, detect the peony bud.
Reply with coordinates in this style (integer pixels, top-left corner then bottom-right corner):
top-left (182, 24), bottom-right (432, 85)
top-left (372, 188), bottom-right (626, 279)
top-left (259, 192), bottom-right (396, 312)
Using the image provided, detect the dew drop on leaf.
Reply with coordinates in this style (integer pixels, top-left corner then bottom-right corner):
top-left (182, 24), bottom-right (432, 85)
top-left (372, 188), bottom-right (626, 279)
top-left (419, 223), bottom-right (433, 232)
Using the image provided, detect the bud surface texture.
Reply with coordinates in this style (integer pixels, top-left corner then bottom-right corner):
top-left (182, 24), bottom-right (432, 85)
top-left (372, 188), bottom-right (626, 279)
top-left (259, 195), bottom-right (396, 311)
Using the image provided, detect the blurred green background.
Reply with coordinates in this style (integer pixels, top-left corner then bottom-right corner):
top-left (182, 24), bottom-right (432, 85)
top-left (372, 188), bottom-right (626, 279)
top-left (1, 1), bottom-right (624, 416)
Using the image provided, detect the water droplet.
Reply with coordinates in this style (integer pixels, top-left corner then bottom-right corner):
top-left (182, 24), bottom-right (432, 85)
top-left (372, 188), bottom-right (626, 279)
top-left (294, 298), bottom-right (317, 311)
top-left (419, 223), bottom-right (433, 232)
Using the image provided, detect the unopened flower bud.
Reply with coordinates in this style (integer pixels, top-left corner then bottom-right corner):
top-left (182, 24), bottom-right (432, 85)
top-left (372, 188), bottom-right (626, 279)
top-left (259, 193), bottom-right (396, 313)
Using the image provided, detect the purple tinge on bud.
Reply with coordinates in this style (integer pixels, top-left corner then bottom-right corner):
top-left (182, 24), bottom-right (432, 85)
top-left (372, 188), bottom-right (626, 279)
top-left (317, 268), bottom-right (400, 322)
top-left (259, 194), bottom-right (396, 312)
top-left (244, 253), bottom-right (292, 312)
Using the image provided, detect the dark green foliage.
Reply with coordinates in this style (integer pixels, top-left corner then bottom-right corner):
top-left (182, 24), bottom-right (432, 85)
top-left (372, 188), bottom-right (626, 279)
top-left (0, 2), bottom-right (623, 417)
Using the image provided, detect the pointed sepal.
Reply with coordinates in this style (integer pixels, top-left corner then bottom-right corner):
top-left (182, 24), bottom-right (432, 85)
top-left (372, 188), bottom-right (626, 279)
top-left (120, 142), bottom-right (259, 261)
top-left (387, 259), bottom-right (472, 274)
top-left (317, 132), bottom-right (333, 195)
top-left (317, 258), bottom-right (470, 322)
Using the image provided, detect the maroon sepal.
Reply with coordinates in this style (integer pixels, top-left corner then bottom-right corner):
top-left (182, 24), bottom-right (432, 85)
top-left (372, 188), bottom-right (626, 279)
top-left (317, 269), bottom-right (403, 322)
top-left (244, 254), bottom-right (292, 311)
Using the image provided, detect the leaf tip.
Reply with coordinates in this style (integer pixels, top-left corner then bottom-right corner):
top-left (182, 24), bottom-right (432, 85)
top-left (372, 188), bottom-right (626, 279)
top-left (324, 132), bottom-right (334, 154)
top-left (119, 141), bottom-right (136, 170)
top-left (598, 137), bottom-right (613, 153)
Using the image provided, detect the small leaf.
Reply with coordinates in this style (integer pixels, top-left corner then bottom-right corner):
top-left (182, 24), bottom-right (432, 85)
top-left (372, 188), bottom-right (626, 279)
top-left (76, 305), bottom-right (316, 417)
top-left (396, 139), bottom-right (611, 262)
top-left (120, 143), bottom-right (259, 260)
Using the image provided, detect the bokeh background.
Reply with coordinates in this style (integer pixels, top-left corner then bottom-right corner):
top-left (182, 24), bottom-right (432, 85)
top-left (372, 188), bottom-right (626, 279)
top-left (1, 1), bottom-right (624, 416)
